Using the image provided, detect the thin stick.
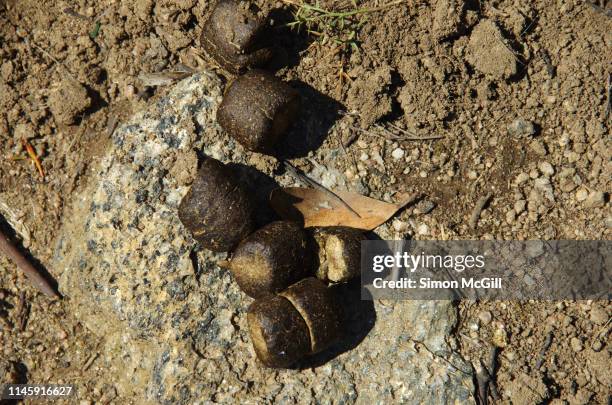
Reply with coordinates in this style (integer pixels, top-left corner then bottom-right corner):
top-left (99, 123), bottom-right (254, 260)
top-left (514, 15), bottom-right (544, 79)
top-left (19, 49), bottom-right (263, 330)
top-left (17, 292), bottom-right (30, 331)
top-left (486, 346), bottom-right (501, 400)
top-left (283, 160), bottom-right (362, 218)
top-left (535, 331), bottom-right (553, 369)
top-left (605, 72), bottom-right (611, 120)
top-left (469, 193), bottom-right (492, 229)
top-left (351, 125), bottom-right (444, 141)
top-left (0, 228), bottom-right (60, 298)
top-left (25, 38), bottom-right (78, 83)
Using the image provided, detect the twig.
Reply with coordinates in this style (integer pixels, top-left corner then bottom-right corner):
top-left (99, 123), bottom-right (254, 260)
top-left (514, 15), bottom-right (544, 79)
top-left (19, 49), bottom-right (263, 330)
top-left (82, 352), bottom-right (100, 371)
top-left (485, 346), bottom-right (500, 401)
top-left (63, 7), bottom-right (90, 21)
top-left (539, 49), bottom-right (556, 78)
top-left (25, 38), bottom-right (78, 83)
top-left (350, 125), bottom-right (444, 141)
top-left (0, 228), bottom-right (60, 298)
top-left (469, 193), bottom-right (492, 229)
top-left (519, 12), bottom-right (538, 37)
top-left (283, 160), bottom-right (362, 218)
top-left (605, 72), bottom-right (611, 120)
top-left (535, 331), bottom-right (553, 369)
top-left (17, 292), bottom-right (30, 331)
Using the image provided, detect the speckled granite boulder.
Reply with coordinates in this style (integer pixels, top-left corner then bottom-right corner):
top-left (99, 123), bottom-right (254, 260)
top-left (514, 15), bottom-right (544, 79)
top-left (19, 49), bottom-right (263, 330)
top-left (53, 72), bottom-right (474, 404)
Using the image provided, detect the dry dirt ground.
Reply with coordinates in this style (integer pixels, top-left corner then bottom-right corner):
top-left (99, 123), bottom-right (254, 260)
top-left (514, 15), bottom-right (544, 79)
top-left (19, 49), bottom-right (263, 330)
top-left (0, 0), bottom-right (610, 403)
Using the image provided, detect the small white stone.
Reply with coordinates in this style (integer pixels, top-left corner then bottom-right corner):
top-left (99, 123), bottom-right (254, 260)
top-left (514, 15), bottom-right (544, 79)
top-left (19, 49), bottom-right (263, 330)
top-left (575, 188), bottom-right (588, 201)
top-left (506, 210), bottom-right (516, 224)
top-left (417, 224), bottom-right (429, 235)
top-left (391, 147), bottom-right (405, 160)
top-left (514, 200), bottom-right (526, 214)
top-left (359, 152), bottom-right (369, 161)
top-left (538, 162), bottom-right (555, 177)
top-left (570, 337), bottom-right (583, 352)
top-left (478, 311), bottom-right (492, 325)
top-left (515, 172), bottom-right (529, 184)
top-left (534, 177), bottom-right (555, 202)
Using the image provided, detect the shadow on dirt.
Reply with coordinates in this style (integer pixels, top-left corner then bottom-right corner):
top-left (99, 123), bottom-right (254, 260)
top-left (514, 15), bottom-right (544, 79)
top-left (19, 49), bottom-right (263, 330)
top-left (276, 81), bottom-right (344, 159)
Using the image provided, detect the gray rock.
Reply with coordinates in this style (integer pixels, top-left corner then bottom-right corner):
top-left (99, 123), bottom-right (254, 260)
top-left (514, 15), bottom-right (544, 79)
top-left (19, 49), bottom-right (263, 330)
top-left (508, 118), bottom-right (536, 137)
top-left (53, 73), bottom-right (473, 404)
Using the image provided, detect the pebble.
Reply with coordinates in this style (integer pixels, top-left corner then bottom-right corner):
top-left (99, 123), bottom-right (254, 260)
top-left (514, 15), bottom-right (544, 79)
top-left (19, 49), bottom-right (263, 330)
top-left (538, 162), bottom-right (554, 177)
top-left (558, 132), bottom-right (570, 147)
top-left (492, 326), bottom-right (508, 347)
top-left (534, 177), bottom-right (555, 202)
top-left (391, 148), bottom-right (405, 160)
top-left (508, 118), bottom-right (536, 137)
top-left (505, 210), bottom-right (516, 224)
top-left (575, 189), bottom-right (588, 202)
top-left (414, 200), bottom-right (435, 215)
top-left (417, 224), bottom-right (429, 235)
top-left (14, 122), bottom-right (36, 140)
top-left (478, 310), bottom-right (492, 325)
top-left (514, 200), bottom-right (526, 214)
top-left (570, 337), bottom-right (583, 352)
top-left (591, 340), bottom-right (603, 352)
top-left (584, 191), bottom-right (605, 208)
top-left (560, 178), bottom-right (578, 193)
top-left (589, 305), bottom-right (608, 325)
top-left (515, 172), bottom-right (529, 184)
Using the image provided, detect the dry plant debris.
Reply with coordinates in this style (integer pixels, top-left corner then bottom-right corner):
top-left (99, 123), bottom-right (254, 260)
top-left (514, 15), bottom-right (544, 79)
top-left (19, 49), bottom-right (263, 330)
top-left (270, 187), bottom-right (418, 230)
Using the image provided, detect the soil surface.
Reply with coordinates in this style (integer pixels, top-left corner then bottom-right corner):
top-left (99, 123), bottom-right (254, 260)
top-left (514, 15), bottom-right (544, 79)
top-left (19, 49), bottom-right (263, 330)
top-left (0, 0), bottom-right (610, 403)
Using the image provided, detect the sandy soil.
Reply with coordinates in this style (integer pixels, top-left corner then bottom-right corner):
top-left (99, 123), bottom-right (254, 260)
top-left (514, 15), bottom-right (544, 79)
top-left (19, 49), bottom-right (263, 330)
top-left (0, 0), bottom-right (610, 403)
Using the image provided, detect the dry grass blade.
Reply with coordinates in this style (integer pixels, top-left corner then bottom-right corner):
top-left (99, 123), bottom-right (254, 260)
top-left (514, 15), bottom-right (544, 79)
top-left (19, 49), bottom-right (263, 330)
top-left (138, 71), bottom-right (193, 87)
top-left (282, 0), bottom-right (406, 52)
top-left (350, 124), bottom-right (444, 142)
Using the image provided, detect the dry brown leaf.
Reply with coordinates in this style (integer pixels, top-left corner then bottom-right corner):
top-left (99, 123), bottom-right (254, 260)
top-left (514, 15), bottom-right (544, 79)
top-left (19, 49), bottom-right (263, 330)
top-left (269, 187), bottom-right (417, 230)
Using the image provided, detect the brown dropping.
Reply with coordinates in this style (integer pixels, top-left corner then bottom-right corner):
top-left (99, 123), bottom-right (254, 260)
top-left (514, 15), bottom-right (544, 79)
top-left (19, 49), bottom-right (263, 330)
top-left (247, 295), bottom-right (311, 368)
top-left (310, 226), bottom-right (364, 283)
top-left (279, 277), bottom-right (342, 354)
top-left (270, 187), bottom-right (414, 230)
top-left (229, 221), bottom-right (313, 298)
top-left (217, 70), bottom-right (301, 154)
top-left (178, 157), bottom-right (256, 252)
top-left (200, 0), bottom-right (273, 74)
